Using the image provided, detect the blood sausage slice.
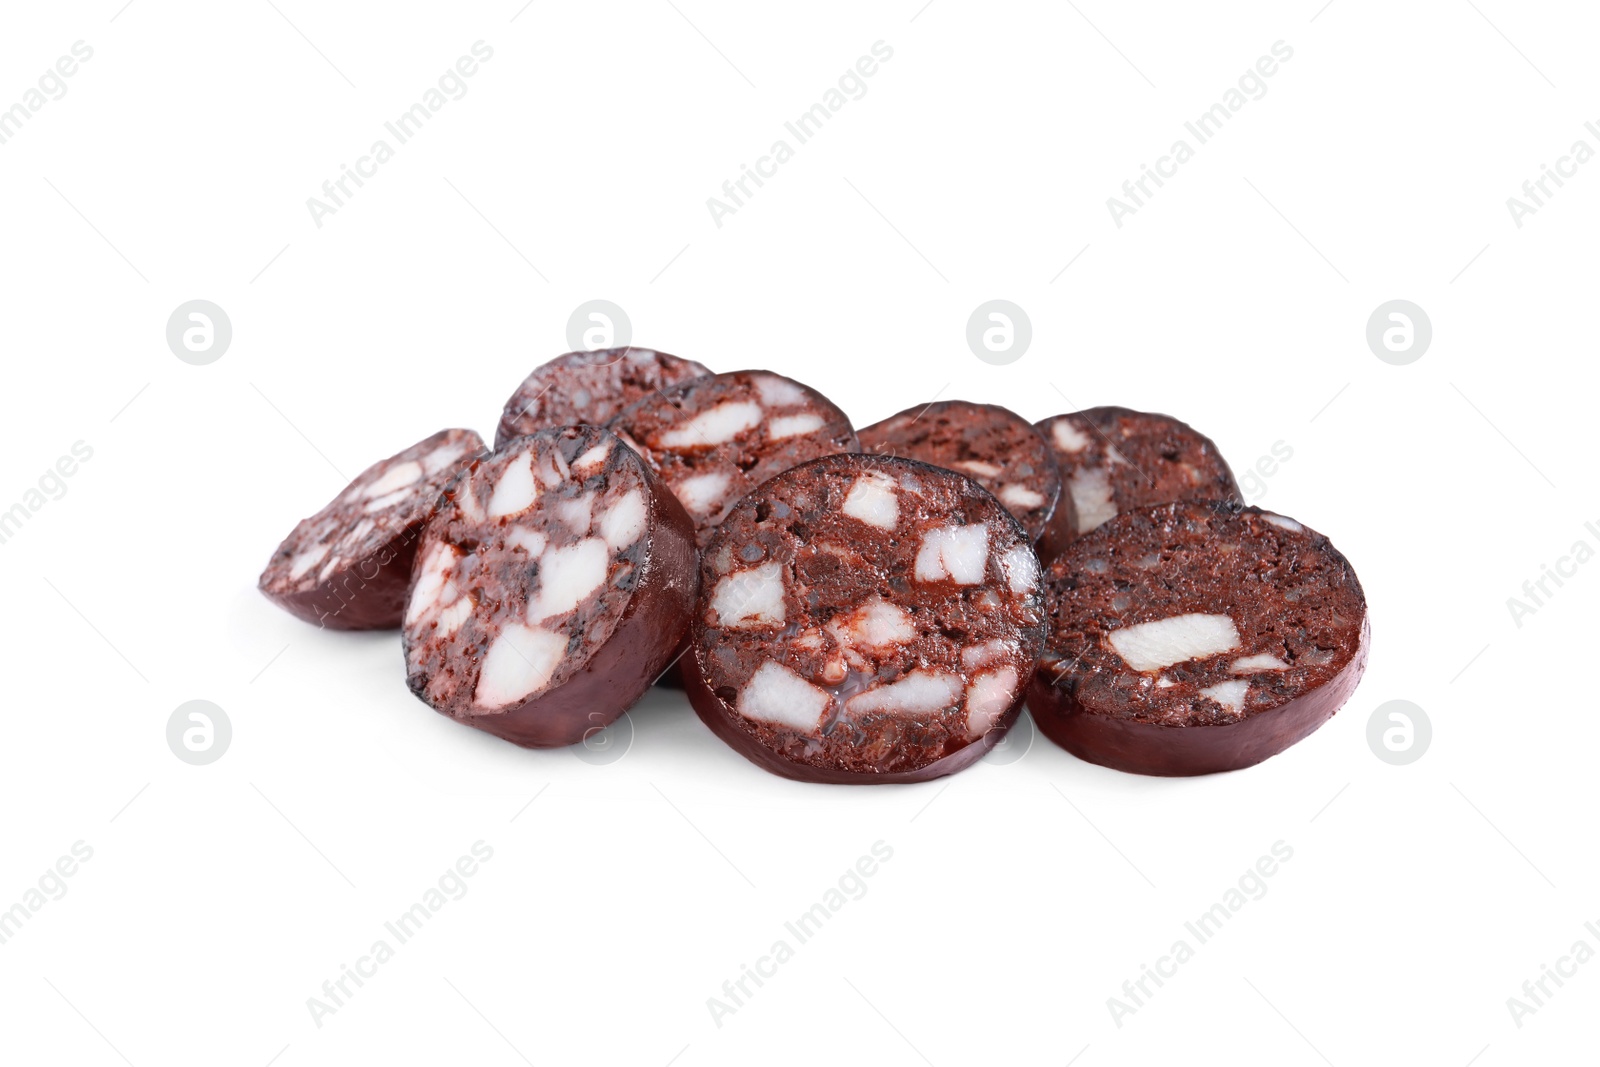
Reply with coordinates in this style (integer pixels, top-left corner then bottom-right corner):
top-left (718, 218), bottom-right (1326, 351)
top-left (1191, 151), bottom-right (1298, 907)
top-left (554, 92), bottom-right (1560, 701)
top-left (403, 426), bottom-right (697, 747)
top-left (685, 453), bottom-right (1047, 783)
top-left (1028, 501), bottom-right (1369, 776)
top-left (259, 428), bottom-right (485, 629)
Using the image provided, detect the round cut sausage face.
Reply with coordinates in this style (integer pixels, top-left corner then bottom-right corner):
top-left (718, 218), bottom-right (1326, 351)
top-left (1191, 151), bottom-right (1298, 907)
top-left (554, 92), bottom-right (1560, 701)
top-left (403, 426), bottom-right (697, 748)
top-left (1028, 501), bottom-right (1369, 776)
top-left (685, 453), bottom-right (1048, 784)
top-left (608, 370), bottom-right (858, 548)
top-left (495, 348), bottom-right (712, 449)
top-left (258, 428), bottom-right (485, 630)
top-left (1035, 406), bottom-right (1239, 559)
top-left (858, 400), bottom-right (1065, 541)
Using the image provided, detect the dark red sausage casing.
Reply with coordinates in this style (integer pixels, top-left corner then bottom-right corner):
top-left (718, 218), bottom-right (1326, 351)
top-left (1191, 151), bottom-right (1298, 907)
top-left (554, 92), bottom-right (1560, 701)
top-left (684, 453), bottom-right (1048, 784)
top-left (858, 400), bottom-right (1067, 543)
top-left (495, 347), bottom-right (712, 449)
top-left (607, 370), bottom-right (858, 548)
top-left (1035, 406), bottom-right (1239, 561)
top-left (258, 428), bottom-right (485, 630)
top-left (1028, 501), bottom-right (1369, 776)
top-left (402, 426), bottom-right (697, 747)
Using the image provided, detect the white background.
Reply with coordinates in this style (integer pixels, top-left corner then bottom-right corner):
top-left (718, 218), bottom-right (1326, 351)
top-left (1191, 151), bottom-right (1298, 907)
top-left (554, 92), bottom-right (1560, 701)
top-left (1, 1), bottom-right (1594, 1064)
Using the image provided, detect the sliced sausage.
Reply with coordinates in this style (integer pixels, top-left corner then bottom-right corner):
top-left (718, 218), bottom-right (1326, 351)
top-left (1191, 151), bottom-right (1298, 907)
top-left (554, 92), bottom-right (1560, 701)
top-left (402, 426), bottom-right (697, 748)
top-left (1028, 501), bottom-right (1369, 776)
top-left (258, 428), bottom-right (485, 630)
top-left (684, 453), bottom-right (1048, 784)
top-left (1035, 406), bottom-right (1239, 561)
top-left (858, 400), bottom-right (1066, 541)
top-left (495, 348), bottom-right (712, 449)
top-left (607, 370), bottom-right (858, 548)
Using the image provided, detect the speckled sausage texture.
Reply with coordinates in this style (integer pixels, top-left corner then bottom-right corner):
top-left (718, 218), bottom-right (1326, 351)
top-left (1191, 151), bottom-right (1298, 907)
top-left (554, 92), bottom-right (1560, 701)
top-left (684, 453), bottom-right (1048, 784)
top-left (608, 370), bottom-right (859, 549)
top-left (1035, 407), bottom-right (1240, 562)
top-left (258, 428), bottom-right (485, 630)
top-left (495, 348), bottom-right (712, 449)
top-left (402, 426), bottom-right (697, 748)
top-left (1028, 501), bottom-right (1369, 776)
top-left (858, 399), bottom-right (1067, 542)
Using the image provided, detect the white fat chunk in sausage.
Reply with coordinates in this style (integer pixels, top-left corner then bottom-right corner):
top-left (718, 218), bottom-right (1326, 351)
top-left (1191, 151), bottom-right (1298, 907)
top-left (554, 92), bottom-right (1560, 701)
top-left (422, 444), bottom-right (466, 475)
top-left (1261, 513), bottom-right (1303, 532)
top-left (1000, 484), bottom-right (1045, 510)
top-left (830, 597), bottom-right (914, 648)
top-left (842, 471), bottom-right (899, 530)
top-left (768, 413), bottom-right (824, 440)
top-left (675, 471), bottom-right (731, 516)
top-left (1231, 653), bottom-right (1289, 673)
top-left (526, 538), bottom-right (611, 623)
top-left (363, 488), bottom-right (414, 513)
top-left (288, 543), bottom-right (330, 581)
top-left (710, 562), bottom-right (786, 628)
top-left (488, 452), bottom-right (539, 517)
top-left (573, 442), bottom-right (612, 474)
top-left (474, 624), bottom-right (568, 709)
top-left (507, 528), bottom-right (547, 555)
top-left (914, 525), bottom-right (989, 585)
top-left (535, 447), bottom-right (571, 488)
top-left (434, 596), bottom-right (474, 637)
top-left (555, 493), bottom-right (595, 532)
top-left (954, 460), bottom-right (1003, 478)
top-left (1199, 679), bottom-right (1251, 715)
top-left (457, 483), bottom-right (485, 521)
top-left (1000, 545), bottom-right (1040, 595)
top-left (1069, 467), bottom-right (1117, 533)
top-left (600, 489), bottom-right (647, 550)
top-left (791, 627), bottom-right (826, 651)
top-left (658, 401), bottom-right (763, 449)
top-left (406, 543), bottom-right (462, 624)
top-left (965, 666), bottom-right (1018, 738)
top-left (1106, 613), bottom-right (1242, 672)
top-left (847, 670), bottom-right (961, 717)
top-left (752, 375), bottom-right (807, 407)
top-left (962, 638), bottom-right (1014, 670)
top-left (737, 661), bottom-right (831, 732)
top-left (364, 460), bottom-right (422, 498)
top-left (1052, 419), bottom-right (1091, 452)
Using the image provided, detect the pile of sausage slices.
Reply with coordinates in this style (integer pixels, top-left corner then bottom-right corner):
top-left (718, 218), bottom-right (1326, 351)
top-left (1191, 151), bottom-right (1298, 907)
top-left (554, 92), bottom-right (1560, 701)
top-left (259, 349), bottom-right (1368, 783)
